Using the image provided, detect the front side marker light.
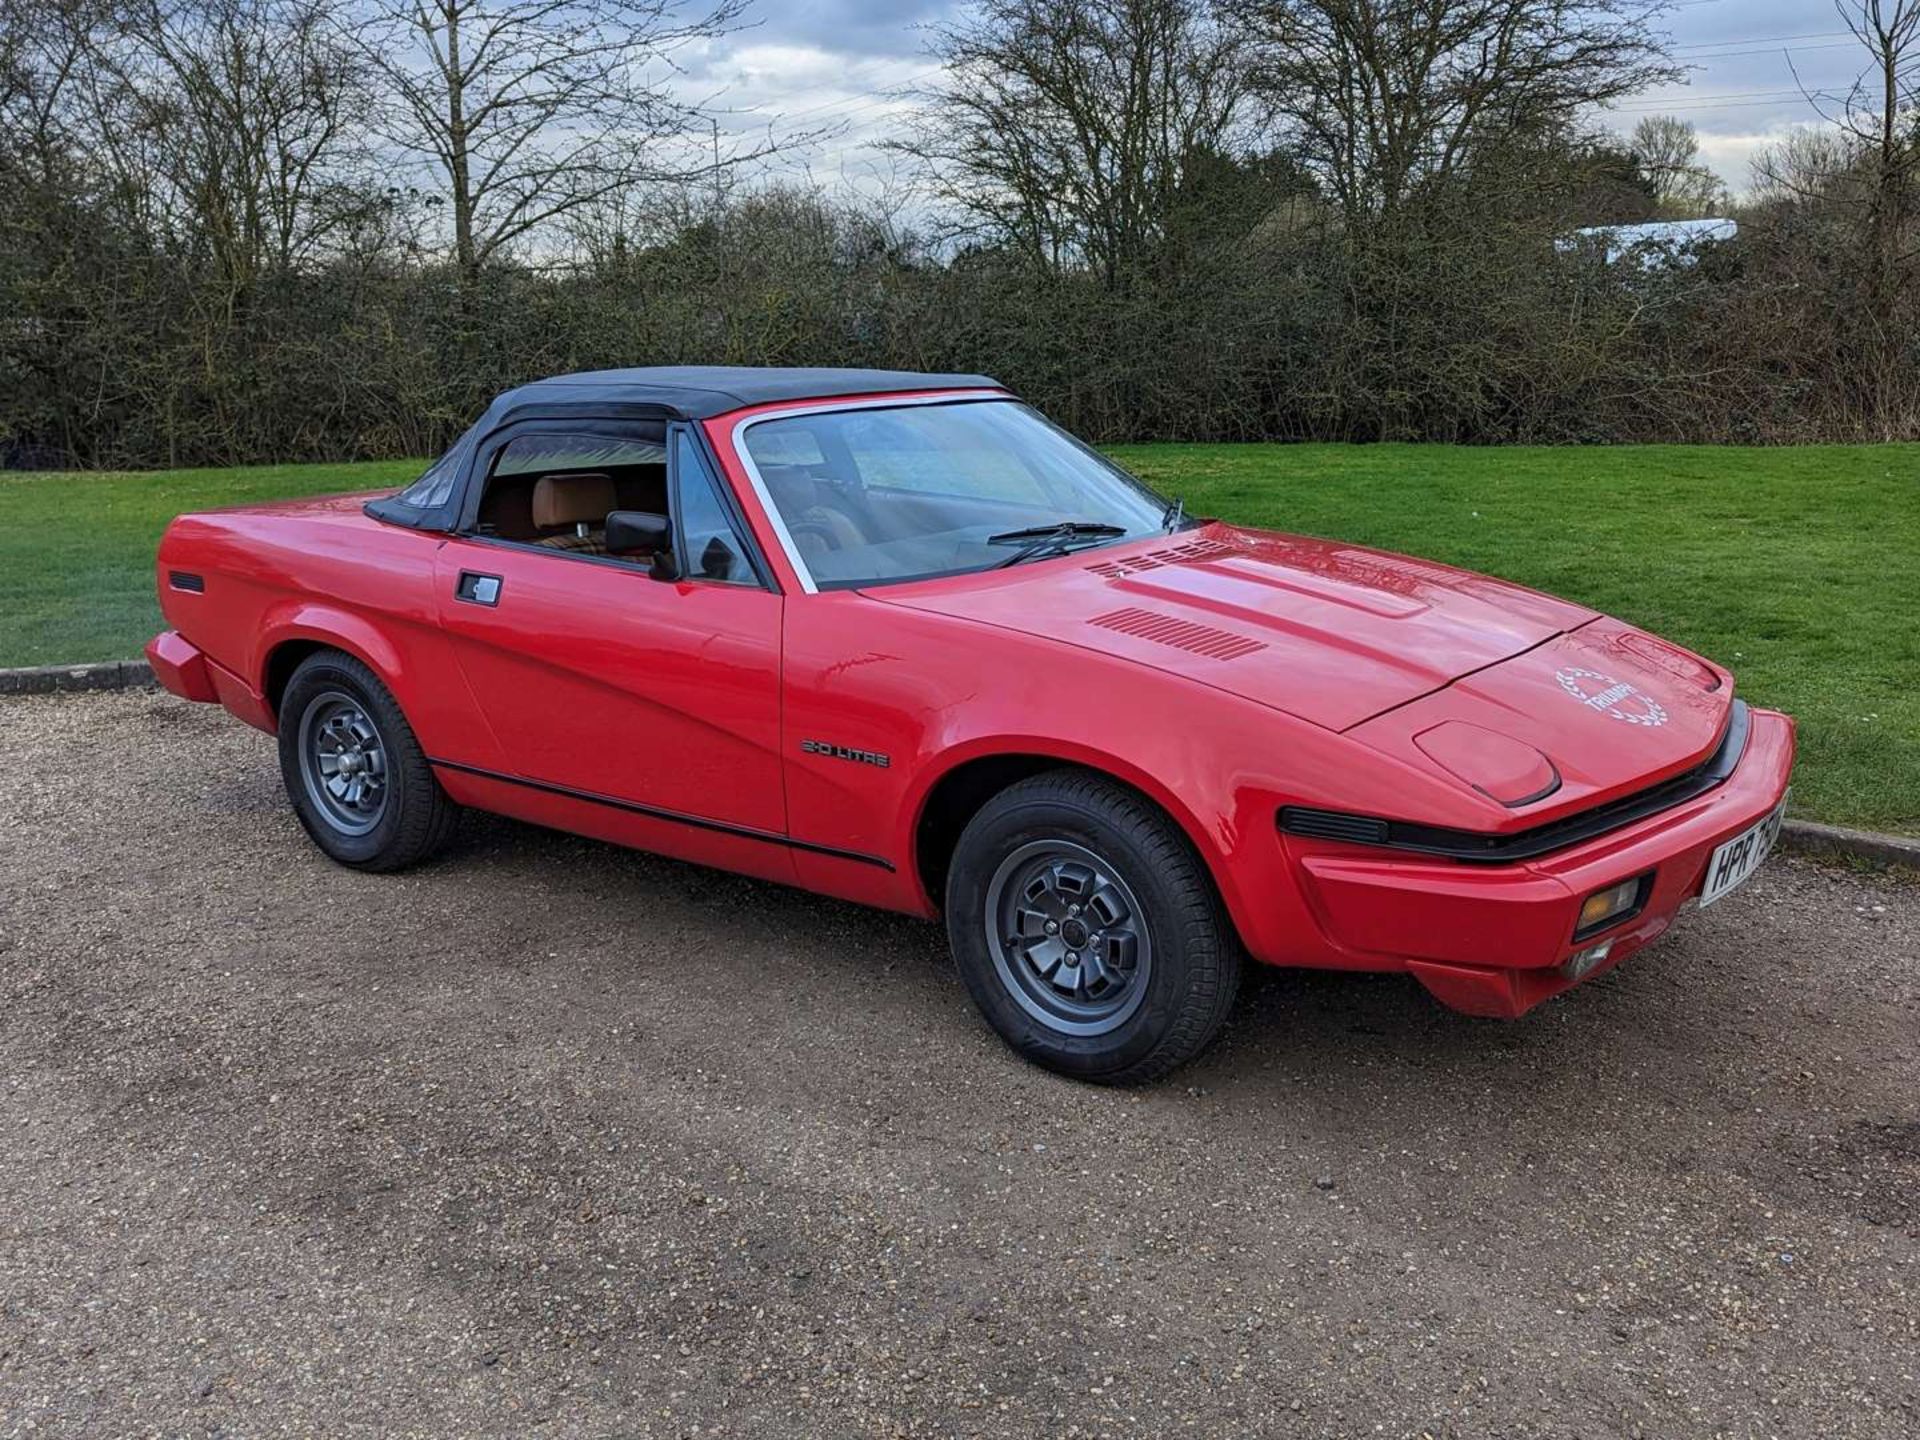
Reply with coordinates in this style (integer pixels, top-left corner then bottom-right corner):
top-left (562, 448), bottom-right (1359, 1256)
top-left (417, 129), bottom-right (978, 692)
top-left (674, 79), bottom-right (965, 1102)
top-left (1579, 881), bottom-right (1638, 931)
top-left (1575, 873), bottom-right (1650, 940)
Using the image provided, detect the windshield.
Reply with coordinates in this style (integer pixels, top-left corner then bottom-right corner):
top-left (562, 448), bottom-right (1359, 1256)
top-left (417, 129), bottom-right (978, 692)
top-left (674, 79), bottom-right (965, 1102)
top-left (740, 400), bottom-right (1170, 587)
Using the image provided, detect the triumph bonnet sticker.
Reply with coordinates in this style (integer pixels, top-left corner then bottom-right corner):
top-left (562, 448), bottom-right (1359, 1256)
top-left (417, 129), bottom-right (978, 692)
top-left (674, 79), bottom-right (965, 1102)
top-left (1554, 667), bottom-right (1669, 727)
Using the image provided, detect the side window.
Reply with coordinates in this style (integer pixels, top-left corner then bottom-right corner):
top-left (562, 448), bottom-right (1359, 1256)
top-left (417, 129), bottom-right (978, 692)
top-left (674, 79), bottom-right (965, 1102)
top-left (471, 426), bottom-right (666, 558)
top-left (673, 431), bottom-right (754, 585)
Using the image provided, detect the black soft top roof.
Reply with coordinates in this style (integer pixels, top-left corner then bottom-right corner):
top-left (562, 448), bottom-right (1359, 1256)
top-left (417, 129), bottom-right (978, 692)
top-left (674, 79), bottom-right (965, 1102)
top-left (366, 365), bottom-right (1010, 532)
top-left (489, 366), bottom-right (1005, 422)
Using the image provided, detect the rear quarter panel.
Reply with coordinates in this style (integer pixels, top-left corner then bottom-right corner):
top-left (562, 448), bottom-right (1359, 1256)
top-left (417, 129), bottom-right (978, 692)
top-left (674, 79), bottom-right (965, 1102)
top-left (157, 496), bottom-right (497, 765)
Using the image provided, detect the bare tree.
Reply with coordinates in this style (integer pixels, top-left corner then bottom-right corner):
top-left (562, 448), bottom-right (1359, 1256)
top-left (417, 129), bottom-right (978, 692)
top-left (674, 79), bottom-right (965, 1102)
top-left (1234, 0), bottom-right (1679, 226)
top-left (0, 0), bottom-right (39, 119)
top-left (1628, 115), bottom-right (1727, 218)
top-left (0, 0), bottom-right (104, 188)
top-left (108, 0), bottom-right (367, 280)
top-left (895, 0), bottom-right (1257, 286)
top-left (1767, 1), bottom-right (1919, 236)
top-left (1831, 0), bottom-right (1920, 267)
top-left (1751, 124), bottom-right (1863, 207)
top-left (344, 0), bottom-right (754, 287)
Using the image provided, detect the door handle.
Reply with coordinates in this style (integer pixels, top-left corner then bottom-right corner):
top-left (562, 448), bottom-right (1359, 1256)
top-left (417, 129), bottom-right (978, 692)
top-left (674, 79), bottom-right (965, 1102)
top-left (456, 571), bottom-right (503, 606)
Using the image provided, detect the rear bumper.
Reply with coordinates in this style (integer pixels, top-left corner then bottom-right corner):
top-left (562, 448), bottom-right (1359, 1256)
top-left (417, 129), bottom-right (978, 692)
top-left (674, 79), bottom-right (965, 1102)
top-left (1289, 706), bottom-right (1797, 1017)
top-left (146, 630), bottom-right (276, 731)
top-left (145, 630), bottom-right (218, 703)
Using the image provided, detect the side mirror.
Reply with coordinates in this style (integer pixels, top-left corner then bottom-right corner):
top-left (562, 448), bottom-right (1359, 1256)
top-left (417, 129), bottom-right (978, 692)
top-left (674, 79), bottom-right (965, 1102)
top-left (606, 510), bottom-right (679, 581)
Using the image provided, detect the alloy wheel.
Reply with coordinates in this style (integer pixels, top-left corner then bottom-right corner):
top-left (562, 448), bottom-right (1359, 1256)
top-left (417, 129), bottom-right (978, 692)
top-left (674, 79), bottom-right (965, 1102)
top-left (984, 838), bottom-right (1153, 1037)
top-left (298, 691), bottom-right (389, 836)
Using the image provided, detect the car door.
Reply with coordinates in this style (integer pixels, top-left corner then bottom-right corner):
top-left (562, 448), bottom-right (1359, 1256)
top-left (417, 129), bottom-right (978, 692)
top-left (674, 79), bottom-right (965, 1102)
top-left (432, 418), bottom-right (786, 837)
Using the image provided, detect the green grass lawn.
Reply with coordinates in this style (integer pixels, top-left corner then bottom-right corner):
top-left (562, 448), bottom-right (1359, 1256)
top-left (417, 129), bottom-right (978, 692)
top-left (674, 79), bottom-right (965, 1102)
top-left (0, 459), bottom-right (420, 673)
top-left (3, 444), bottom-right (1915, 832)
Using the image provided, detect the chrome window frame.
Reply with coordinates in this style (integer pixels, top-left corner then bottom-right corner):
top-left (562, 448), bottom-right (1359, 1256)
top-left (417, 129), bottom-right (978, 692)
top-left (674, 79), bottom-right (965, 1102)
top-left (727, 389), bottom-right (1009, 595)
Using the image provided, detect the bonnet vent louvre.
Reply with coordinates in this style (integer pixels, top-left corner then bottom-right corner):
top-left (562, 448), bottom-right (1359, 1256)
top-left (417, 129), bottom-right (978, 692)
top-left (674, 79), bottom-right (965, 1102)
top-left (1086, 536), bottom-right (1236, 579)
top-left (1089, 607), bottom-right (1265, 661)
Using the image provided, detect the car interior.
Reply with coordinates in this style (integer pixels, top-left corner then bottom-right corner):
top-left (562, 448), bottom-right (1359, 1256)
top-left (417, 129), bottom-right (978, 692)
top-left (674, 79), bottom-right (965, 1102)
top-left (757, 464), bottom-right (877, 559)
top-left (745, 415), bottom-right (1073, 582)
top-left (466, 407), bottom-right (1152, 587)
top-left (474, 432), bottom-right (669, 559)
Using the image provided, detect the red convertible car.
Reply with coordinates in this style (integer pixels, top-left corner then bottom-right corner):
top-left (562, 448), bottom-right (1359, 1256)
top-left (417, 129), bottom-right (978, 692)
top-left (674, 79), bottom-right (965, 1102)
top-left (149, 368), bottom-right (1795, 1082)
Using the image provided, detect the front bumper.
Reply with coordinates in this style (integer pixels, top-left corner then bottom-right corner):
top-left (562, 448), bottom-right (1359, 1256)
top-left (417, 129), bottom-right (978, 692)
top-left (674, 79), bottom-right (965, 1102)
top-left (1288, 706), bottom-right (1797, 1017)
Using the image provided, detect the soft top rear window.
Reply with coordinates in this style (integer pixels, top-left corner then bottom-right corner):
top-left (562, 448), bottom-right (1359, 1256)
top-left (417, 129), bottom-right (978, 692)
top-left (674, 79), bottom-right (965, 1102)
top-left (491, 432), bottom-right (665, 476)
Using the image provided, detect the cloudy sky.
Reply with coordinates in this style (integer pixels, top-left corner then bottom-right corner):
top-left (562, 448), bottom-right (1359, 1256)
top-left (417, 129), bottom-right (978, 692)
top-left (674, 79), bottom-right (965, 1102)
top-left (675, 0), bottom-right (1870, 201)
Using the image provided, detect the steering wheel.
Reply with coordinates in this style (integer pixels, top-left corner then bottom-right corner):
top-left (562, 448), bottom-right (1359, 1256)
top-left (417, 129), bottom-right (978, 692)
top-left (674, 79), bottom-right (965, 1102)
top-left (789, 515), bottom-right (848, 554)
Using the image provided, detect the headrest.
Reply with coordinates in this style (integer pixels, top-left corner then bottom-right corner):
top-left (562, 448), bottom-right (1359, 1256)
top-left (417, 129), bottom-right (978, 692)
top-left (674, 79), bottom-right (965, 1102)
top-left (759, 464), bottom-right (826, 503)
top-left (532, 472), bottom-right (616, 529)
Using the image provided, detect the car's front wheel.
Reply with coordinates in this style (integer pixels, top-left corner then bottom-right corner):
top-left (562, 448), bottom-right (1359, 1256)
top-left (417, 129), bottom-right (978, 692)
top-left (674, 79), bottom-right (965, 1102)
top-left (277, 649), bottom-right (458, 871)
top-left (946, 770), bottom-right (1242, 1084)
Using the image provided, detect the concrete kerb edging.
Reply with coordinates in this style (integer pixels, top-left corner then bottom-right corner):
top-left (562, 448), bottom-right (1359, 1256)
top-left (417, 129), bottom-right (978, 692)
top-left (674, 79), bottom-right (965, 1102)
top-left (0, 659), bottom-right (157, 695)
top-left (1776, 819), bottom-right (1920, 872)
top-left (2, 658), bottom-right (1915, 871)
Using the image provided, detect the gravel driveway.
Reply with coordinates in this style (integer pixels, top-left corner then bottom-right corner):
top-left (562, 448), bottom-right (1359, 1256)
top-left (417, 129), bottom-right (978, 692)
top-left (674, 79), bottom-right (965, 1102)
top-left (2, 690), bottom-right (1915, 1439)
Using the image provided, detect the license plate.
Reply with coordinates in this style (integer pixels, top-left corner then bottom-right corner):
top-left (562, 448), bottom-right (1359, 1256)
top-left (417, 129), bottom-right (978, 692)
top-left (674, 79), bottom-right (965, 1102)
top-left (1699, 795), bottom-right (1787, 907)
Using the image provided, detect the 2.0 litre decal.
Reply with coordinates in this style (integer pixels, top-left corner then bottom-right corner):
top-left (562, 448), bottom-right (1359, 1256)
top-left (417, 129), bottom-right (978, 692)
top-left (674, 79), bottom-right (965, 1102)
top-left (800, 739), bottom-right (892, 768)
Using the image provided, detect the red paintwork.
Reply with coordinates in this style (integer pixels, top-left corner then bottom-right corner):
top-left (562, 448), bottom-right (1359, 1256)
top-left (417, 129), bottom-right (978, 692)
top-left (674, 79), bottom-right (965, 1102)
top-left (145, 628), bottom-right (216, 702)
top-left (151, 388), bottom-right (1796, 1016)
top-left (1412, 722), bottom-right (1558, 805)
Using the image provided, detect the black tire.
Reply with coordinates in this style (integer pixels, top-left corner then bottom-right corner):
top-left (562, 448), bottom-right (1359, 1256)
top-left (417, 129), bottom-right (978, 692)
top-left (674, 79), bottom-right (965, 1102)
top-left (276, 649), bottom-right (459, 872)
top-left (945, 769), bottom-right (1242, 1085)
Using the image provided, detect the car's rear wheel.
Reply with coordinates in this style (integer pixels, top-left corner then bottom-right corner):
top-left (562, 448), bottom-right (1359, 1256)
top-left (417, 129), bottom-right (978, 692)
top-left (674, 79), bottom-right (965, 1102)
top-left (946, 770), bottom-right (1242, 1084)
top-left (277, 650), bottom-right (458, 871)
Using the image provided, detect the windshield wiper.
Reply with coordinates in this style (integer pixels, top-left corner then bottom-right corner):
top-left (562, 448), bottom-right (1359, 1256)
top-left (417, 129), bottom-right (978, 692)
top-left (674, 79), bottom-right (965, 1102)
top-left (987, 521), bottom-right (1129, 569)
top-left (987, 522), bottom-right (1129, 545)
top-left (1161, 495), bottom-right (1186, 532)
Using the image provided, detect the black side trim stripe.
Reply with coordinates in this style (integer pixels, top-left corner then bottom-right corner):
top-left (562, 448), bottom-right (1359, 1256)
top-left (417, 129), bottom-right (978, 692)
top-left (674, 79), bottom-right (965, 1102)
top-left (427, 758), bottom-right (894, 871)
top-left (1280, 700), bottom-right (1751, 864)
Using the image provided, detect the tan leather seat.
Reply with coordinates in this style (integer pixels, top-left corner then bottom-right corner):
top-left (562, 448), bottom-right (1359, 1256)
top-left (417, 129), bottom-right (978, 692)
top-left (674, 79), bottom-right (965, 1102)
top-left (531, 472), bottom-right (616, 553)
